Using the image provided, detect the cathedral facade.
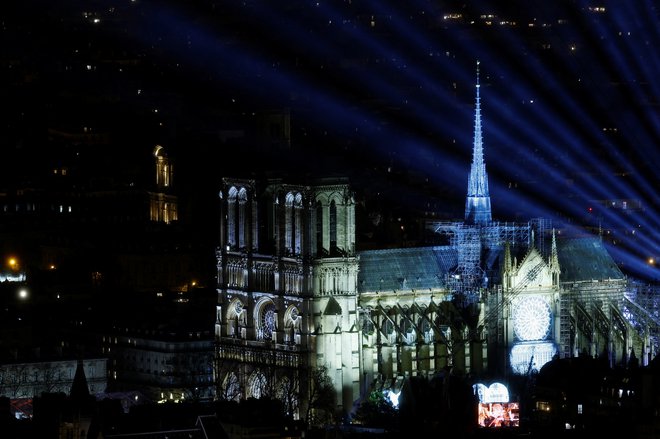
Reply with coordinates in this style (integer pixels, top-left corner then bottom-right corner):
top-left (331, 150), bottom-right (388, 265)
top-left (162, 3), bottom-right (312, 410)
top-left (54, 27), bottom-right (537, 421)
top-left (213, 66), bottom-right (639, 421)
top-left (213, 178), bottom-right (361, 419)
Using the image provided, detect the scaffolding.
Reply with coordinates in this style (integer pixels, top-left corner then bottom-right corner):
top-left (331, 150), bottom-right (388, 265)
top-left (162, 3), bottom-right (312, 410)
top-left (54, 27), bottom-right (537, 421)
top-left (482, 221), bottom-right (531, 249)
top-left (426, 219), bottom-right (532, 306)
top-left (428, 220), bottom-right (530, 249)
top-left (482, 259), bottom-right (547, 349)
top-left (559, 291), bottom-right (573, 358)
top-left (622, 280), bottom-right (660, 363)
top-left (559, 278), bottom-right (628, 361)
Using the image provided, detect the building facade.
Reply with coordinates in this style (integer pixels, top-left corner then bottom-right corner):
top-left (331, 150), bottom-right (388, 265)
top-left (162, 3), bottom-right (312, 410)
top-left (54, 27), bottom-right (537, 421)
top-left (214, 178), bottom-right (360, 419)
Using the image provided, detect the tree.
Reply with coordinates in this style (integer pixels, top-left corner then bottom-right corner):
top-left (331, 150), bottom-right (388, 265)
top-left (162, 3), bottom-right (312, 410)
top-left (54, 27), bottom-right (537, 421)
top-left (276, 370), bottom-right (300, 419)
top-left (305, 365), bottom-right (336, 428)
top-left (352, 390), bottom-right (398, 430)
top-left (214, 345), bottom-right (243, 402)
top-left (1, 364), bottom-right (30, 398)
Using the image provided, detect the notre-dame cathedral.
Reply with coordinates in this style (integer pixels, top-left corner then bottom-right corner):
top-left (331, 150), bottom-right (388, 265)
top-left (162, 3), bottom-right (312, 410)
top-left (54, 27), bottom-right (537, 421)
top-left (213, 65), bottom-right (645, 421)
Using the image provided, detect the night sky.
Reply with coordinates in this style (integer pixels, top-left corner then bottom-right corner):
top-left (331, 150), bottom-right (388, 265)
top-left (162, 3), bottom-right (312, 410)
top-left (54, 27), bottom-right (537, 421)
top-left (2, 0), bottom-right (658, 280)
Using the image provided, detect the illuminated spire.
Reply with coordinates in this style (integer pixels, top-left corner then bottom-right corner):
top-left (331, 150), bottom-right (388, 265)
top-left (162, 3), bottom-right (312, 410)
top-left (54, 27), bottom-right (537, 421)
top-left (465, 60), bottom-right (492, 225)
top-left (549, 228), bottom-right (561, 286)
top-left (550, 228), bottom-right (560, 270)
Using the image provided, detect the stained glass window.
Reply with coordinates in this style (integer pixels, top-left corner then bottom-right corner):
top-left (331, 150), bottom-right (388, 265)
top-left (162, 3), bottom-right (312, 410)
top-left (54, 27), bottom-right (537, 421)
top-left (262, 303), bottom-right (276, 340)
top-left (512, 296), bottom-right (551, 341)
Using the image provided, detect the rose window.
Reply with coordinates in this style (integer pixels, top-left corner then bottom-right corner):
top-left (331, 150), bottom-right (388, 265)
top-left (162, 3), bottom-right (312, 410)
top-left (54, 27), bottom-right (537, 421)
top-left (261, 303), bottom-right (276, 340)
top-left (512, 296), bottom-right (551, 341)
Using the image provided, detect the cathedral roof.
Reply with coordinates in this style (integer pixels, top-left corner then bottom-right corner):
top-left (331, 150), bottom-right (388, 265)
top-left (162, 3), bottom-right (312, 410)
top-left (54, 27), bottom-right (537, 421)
top-left (557, 237), bottom-right (625, 282)
top-left (357, 246), bottom-right (457, 293)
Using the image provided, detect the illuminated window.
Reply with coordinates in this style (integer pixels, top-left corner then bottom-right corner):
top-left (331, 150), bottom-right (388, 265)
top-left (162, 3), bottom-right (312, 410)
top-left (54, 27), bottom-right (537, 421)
top-left (510, 342), bottom-right (556, 374)
top-left (421, 319), bottom-right (433, 343)
top-left (536, 401), bottom-right (551, 411)
top-left (285, 192), bottom-right (303, 255)
top-left (285, 192), bottom-right (294, 252)
top-left (154, 145), bottom-right (173, 188)
top-left (227, 186), bottom-right (241, 249)
top-left (227, 187), bottom-right (235, 247)
top-left (284, 306), bottom-right (301, 344)
top-left (227, 300), bottom-right (245, 338)
top-left (238, 188), bottom-right (247, 249)
top-left (261, 303), bottom-right (276, 340)
top-left (247, 371), bottom-right (267, 399)
top-left (294, 193), bottom-right (302, 254)
top-left (400, 318), bottom-right (415, 345)
top-left (255, 299), bottom-right (277, 341)
top-left (512, 296), bottom-right (551, 341)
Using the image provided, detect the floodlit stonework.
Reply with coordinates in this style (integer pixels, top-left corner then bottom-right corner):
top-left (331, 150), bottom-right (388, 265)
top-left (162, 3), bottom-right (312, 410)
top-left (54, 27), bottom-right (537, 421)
top-left (213, 65), bottom-right (645, 421)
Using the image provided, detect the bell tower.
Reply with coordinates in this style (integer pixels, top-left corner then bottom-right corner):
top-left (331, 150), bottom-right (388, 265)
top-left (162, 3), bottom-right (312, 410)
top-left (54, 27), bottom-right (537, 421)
top-left (309, 180), bottom-right (361, 419)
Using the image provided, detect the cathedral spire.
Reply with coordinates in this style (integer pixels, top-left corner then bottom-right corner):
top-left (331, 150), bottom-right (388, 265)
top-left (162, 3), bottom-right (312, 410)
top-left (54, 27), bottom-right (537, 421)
top-left (550, 228), bottom-right (560, 270)
top-left (465, 60), bottom-right (492, 225)
top-left (549, 228), bottom-right (561, 286)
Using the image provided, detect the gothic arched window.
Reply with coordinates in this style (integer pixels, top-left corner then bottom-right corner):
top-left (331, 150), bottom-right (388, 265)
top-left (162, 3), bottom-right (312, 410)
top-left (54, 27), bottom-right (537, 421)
top-left (247, 371), bottom-right (267, 399)
top-left (227, 299), bottom-right (246, 338)
top-left (285, 192), bottom-right (294, 254)
top-left (238, 187), bottom-right (248, 249)
top-left (329, 200), bottom-right (337, 251)
top-left (154, 145), bottom-right (172, 188)
top-left (227, 187), bottom-right (238, 248)
top-left (400, 319), bottom-right (415, 345)
top-left (284, 305), bottom-right (301, 344)
top-left (420, 318), bottom-right (433, 343)
top-left (315, 201), bottom-right (323, 255)
top-left (255, 300), bottom-right (277, 341)
top-left (294, 193), bottom-right (303, 254)
top-left (222, 372), bottom-right (242, 402)
top-left (226, 186), bottom-right (249, 250)
top-left (360, 310), bottom-right (375, 336)
top-left (284, 192), bottom-right (302, 254)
